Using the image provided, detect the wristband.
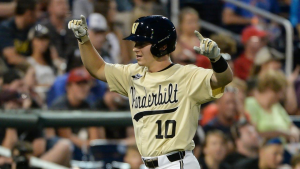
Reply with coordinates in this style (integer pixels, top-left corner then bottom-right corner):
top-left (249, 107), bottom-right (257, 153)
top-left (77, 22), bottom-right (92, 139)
top-left (211, 55), bottom-right (228, 73)
top-left (77, 35), bottom-right (89, 45)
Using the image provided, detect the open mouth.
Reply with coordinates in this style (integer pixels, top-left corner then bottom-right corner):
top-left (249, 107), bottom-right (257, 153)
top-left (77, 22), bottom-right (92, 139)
top-left (136, 55), bottom-right (142, 59)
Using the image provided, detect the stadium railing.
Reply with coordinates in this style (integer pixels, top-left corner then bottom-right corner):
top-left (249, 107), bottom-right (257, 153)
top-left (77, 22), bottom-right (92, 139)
top-left (0, 110), bottom-right (299, 128)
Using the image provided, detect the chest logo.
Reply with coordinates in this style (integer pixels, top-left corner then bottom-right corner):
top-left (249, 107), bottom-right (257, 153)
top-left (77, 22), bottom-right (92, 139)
top-left (131, 73), bottom-right (143, 80)
top-left (130, 84), bottom-right (179, 109)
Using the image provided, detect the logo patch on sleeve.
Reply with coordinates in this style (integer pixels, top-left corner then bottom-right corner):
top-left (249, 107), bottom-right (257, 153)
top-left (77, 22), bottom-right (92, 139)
top-left (131, 74), bottom-right (143, 80)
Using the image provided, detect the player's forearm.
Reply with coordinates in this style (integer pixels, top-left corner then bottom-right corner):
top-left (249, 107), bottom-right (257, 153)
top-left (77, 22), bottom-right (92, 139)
top-left (78, 40), bottom-right (106, 78)
top-left (212, 67), bottom-right (233, 88)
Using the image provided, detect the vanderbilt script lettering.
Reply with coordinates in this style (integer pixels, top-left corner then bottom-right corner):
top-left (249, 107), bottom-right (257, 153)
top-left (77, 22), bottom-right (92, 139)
top-left (130, 84), bottom-right (179, 109)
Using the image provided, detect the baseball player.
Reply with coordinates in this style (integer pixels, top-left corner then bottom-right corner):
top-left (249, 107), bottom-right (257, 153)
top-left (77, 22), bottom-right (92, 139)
top-left (68, 15), bottom-right (233, 168)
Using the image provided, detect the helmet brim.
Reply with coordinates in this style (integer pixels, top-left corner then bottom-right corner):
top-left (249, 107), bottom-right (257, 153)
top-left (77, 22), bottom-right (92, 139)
top-left (123, 35), bottom-right (156, 43)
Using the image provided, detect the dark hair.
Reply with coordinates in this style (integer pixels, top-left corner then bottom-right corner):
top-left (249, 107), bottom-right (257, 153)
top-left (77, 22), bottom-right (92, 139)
top-left (230, 120), bottom-right (250, 140)
top-left (27, 39), bottom-right (57, 74)
top-left (203, 130), bottom-right (228, 148)
top-left (15, 0), bottom-right (37, 15)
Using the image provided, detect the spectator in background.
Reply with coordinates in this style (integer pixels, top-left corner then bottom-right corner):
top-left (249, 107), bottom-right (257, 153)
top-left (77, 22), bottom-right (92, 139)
top-left (199, 130), bottom-right (230, 169)
top-left (123, 145), bottom-right (143, 169)
top-left (1, 69), bottom-right (43, 108)
top-left (131, 0), bottom-right (167, 22)
top-left (246, 69), bottom-right (300, 143)
top-left (202, 87), bottom-right (238, 136)
top-left (234, 26), bottom-right (267, 80)
top-left (291, 154), bottom-right (300, 169)
top-left (172, 7), bottom-right (211, 68)
top-left (46, 45), bottom-right (107, 108)
top-left (0, 0), bottom-right (16, 21)
top-left (88, 13), bottom-right (116, 63)
top-left (0, 89), bottom-right (72, 167)
top-left (0, 0), bottom-right (37, 72)
top-left (252, 47), bottom-right (284, 77)
top-left (50, 67), bottom-right (93, 109)
top-left (23, 24), bottom-right (62, 103)
top-left (94, 0), bottom-right (130, 64)
top-left (42, 0), bottom-right (77, 60)
top-left (234, 138), bottom-right (284, 169)
top-left (48, 67), bottom-right (102, 160)
top-left (36, 0), bottom-right (49, 22)
top-left (223, 121), bottom-right (259, 166)
top-left (72, 0), bottom-right (93, 19)
top-left (250, 47), bottom-right (298, 115)
top-left (222, 0), bottom-right (280, 34)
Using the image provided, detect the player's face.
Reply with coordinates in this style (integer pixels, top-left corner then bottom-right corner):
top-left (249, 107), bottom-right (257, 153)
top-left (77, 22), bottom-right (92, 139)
top-left (133, 42), bottom-right (155, 67)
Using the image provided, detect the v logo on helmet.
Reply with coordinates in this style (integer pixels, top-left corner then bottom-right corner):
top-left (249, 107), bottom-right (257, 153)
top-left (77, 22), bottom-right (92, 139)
top-left (132, 23), bottom-right (139, 34)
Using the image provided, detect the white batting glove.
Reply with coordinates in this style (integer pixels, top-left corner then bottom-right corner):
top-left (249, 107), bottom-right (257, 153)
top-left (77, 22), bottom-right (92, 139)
top-left (193, 30), bottom-right (221, 62)
top-left (68, 15), bottom-right (89, 44)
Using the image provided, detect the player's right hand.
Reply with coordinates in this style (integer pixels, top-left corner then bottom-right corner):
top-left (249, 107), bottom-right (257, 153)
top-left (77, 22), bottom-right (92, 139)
top-left (68, 15), bottom-right (89, 44)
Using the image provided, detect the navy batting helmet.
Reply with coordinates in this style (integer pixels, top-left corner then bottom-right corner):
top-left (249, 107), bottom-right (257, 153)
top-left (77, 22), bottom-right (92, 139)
top-left (124, 15), bottom-right (177, 57)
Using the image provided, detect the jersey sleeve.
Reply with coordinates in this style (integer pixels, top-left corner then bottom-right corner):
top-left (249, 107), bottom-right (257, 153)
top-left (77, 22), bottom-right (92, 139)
top-left (185, 66), bottom-right (224, 104)
top-left (105, 63), bottom-right (131, 96)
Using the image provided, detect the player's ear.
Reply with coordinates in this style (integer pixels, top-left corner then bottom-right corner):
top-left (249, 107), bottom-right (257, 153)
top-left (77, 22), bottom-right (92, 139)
top-left (159, 45), bottom-right (167, 51)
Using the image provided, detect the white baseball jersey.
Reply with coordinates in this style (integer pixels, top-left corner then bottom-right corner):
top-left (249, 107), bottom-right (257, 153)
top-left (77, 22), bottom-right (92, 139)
top-left (105, 63), bottom-right (224, 157)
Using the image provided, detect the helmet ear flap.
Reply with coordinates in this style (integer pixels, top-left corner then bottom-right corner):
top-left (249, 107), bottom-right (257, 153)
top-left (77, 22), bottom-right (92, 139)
top-left (150, 44), bottom-right (169, 57)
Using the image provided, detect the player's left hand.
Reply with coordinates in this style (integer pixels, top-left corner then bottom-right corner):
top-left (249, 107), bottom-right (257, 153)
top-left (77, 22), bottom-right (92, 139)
top-left (193, 30), bottom-right (221, 62)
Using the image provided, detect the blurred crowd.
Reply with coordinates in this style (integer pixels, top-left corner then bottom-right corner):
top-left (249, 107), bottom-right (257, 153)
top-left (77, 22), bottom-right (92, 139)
top-left (0, 0), bottom-right (299, 168)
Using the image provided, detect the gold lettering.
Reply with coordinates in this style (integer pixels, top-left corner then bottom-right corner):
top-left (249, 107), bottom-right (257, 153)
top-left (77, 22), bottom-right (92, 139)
top-left (132, 23), bottom-right (139, 34)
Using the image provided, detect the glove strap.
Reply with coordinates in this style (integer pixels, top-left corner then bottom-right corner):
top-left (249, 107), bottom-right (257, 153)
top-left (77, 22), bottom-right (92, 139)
top-left (209, 54), bottom-right (221, 63)
top-left (77, 35), bottom-right (89, 45)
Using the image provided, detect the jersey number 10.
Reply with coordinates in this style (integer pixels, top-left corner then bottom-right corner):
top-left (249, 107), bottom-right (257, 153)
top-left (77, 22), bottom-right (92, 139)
top-left (155, 120), bottom-right (176, 139)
